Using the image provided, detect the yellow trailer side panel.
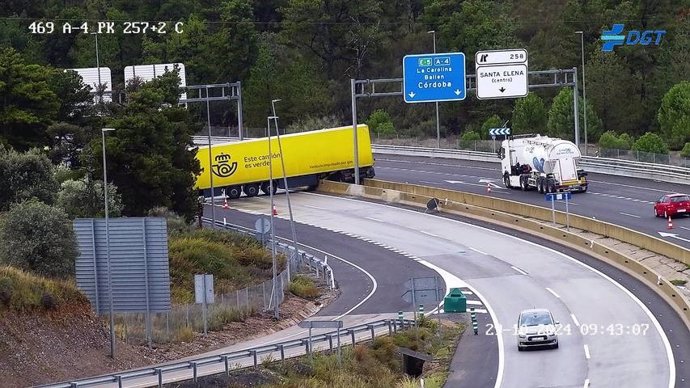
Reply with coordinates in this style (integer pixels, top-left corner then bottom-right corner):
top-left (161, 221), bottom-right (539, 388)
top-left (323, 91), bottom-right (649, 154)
top-left (195, 125), bottom-right (373, 190)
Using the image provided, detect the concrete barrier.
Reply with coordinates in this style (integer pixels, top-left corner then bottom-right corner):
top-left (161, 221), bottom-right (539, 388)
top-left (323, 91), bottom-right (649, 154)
top-left (317, 179), bottom-right (690, 328)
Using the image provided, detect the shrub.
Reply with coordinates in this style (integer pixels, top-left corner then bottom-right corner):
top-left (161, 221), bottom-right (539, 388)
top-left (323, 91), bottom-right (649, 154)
top-left (480, 114), bottom-right (503, 139)
top-left (0, 199), bottom-right (77, 278)
top-left (0, 147), bottom-right (59, 211)
top-left (681, 143), bottom-right (690, 158)
top-left (632, 132), bottom-right (669, 154)
top-left (618, 133), bottom-right (634, 150)
top-left (175, 326), bottom-right (195, 342)
top-left (57, 177), bottom-right (123, 218)
top-left (148, 207), bottom-right (193, 236)
top-left (289, 275), bottom-right (320, 299)
top-left (598, 131), bottom-right (621, 149)
top-left (459, 130), bottom-right (481, 149)
top-left (208, 306), bottom-right (246, 331)
top-left (367, 109), bottom-right (396, 138)
top-left (0, 266), bottom-right (88, 312)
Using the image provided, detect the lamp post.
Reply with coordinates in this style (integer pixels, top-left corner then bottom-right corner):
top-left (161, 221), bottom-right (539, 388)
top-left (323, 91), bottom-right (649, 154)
top-left (101, 127), bottom-right (116, 358)
top-left (575, 31), bottom-right (588, 155)
top-left (266, 112), bottom-right (278, 320)
top-left (428, 30), bottom-right (441, 149)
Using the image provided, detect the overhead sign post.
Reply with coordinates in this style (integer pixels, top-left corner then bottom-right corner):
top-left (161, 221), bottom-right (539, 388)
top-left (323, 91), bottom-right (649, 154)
top-left (403, 53), bottom-right (466, 103)
top-left (475, 49), bottom-right (529, 100)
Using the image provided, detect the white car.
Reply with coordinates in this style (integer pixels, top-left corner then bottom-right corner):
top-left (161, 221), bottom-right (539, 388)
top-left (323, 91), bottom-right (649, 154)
top-left (517, 308), bottom-right (559, 351)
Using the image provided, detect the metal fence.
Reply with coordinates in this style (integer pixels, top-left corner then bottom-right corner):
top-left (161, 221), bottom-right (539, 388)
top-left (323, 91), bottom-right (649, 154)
top-left (112, 219), bottom-right (335, 346)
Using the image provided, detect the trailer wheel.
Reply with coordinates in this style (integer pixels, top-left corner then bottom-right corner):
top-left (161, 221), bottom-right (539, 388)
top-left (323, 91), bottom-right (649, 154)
top-left (243, 184), bottom-right (259, 197)
top-left (537, 178), bottom-right (544, 194)
top-left (546, 181), bottom-right (556, 193)
top-left (227, 185), bottom-right (242, 199)
top-left (260, 181), bottom-right (277, 195)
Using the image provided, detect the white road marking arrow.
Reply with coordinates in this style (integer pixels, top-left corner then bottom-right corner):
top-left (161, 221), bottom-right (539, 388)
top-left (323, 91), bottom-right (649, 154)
top-left (658, 231), bottom-right (690, 243)
top-left (444, 180), bottom-right (464, 184)
top-left (479, 178), bottom-right (501, 188)
top-left (408, 91), bottom-right (416, 98)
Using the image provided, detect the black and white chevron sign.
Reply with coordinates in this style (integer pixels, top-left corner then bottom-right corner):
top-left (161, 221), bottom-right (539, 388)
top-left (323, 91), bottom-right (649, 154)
top-left (489, 127), bottom-right (511, 136)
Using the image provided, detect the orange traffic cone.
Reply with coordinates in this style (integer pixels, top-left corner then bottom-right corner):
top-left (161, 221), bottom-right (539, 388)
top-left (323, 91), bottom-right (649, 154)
top-left (223, 197), bottom-right (229, 209)
top-left (272, 205), bottom-right (278, 216)
top-left (668, 216), bottom-right (674, 229)
top-left (487, 183), bottom-right (492, 193)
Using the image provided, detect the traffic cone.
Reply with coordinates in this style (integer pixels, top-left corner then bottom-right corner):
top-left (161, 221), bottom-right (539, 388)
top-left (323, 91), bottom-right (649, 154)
top-left (272, 205), bottom-right (278, 216)
top-left (668, 216), bottom-right (674, 229)
top-left (487, 183), bottom-right (492, 193)
top-left (223, 197), bottom-right (229, 209)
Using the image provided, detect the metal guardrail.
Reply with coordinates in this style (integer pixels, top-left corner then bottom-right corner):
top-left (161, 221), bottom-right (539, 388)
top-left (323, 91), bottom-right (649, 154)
top-left (372, 144), bottom-right (690, 185)
top-left (42, 318), bottom-right (416, 388)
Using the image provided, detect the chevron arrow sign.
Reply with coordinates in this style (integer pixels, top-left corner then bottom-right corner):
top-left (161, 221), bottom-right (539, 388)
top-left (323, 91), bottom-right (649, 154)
top-left (489, 127), bottom-right (511, 136)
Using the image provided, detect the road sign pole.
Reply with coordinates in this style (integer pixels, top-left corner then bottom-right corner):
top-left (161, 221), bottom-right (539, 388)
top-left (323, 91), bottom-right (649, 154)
top-left (551, 196), bottom-right (556, 225)
top-left (351, 78), bottom-right (360, 185)
top-left (565, 194), bottom-right (570, 231)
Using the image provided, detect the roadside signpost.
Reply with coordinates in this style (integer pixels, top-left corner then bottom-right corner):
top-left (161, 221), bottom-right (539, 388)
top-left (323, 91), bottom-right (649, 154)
top-left (475, 49), bottom-right (528, 100)
top-left (403, 53), bottom-right (466, 103)
top-left (194, 274), bottom-right (214, 335)
top-left (545, 192), bottom-right (572, 230)
top-left (298, 320), bottom-right (344, 363)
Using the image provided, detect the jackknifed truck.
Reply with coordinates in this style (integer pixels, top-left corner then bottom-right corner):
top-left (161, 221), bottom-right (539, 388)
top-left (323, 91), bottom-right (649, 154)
top-left (498, 134), bottom-right (588, 193)
top-left (195, 125), bottom-right (375, 199)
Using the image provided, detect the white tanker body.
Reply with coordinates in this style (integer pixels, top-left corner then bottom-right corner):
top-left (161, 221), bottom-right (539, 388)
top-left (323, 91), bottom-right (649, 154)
top-left (498, 134), bottom-right (588, 193)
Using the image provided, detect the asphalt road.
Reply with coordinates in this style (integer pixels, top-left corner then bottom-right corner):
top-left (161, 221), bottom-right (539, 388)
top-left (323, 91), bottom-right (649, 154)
top-left (226, 193), bottom-right (680, 388)
top-left (373, 154), bottom-right (690, 249)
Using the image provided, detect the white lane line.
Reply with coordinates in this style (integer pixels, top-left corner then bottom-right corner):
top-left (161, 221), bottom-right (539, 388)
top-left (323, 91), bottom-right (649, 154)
top-left (619, 212), bottom-right (641, 218)
top-left (470, 247), bottom-right (487, 255)
top-left (467, 300), bottom-right (483, 305)
top-left (680, 226), bottom-right (690, 232)
top-left (414, 259), bottom-right (504, 388)
top-left (583, 344), bottom-right (591, 359)
top-left (303, 204), bottom-right (326, 210)
top-left (511, 265), bottom-right (528, 275)
top-left (545, 287), bottom-right (561, 298)
top-left (571, 313), bottom-right (581, 327)
top-left (584, 378), bottom-right (590, 388)
top-left (421, 230), bottom-right (440, 238)
top-left (365, 216), bottom-right (384, 223)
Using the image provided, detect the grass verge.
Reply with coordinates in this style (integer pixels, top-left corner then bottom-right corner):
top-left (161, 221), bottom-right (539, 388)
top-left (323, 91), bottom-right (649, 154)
top-left (0, 266), bottom-right (88, 313)
top-left (288, 275), bottom-right (321, 299)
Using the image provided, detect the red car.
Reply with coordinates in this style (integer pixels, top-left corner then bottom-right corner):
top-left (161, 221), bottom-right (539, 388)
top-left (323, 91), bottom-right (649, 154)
top-left (654, 193), bottom-right (690, 218)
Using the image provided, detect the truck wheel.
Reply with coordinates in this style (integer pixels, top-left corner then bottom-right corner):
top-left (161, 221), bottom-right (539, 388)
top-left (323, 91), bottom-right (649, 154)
top-left (504, 174), bottom-right (511, 188)
top-left (243, 184), bottom-right (259, 197)
top-left (537, 178), bottom-right (544, 194)
top-left (260, 181), bottom-right (277, 195)
top-left (227, 185), bottom-right (241, 199)
top-left (520, 176), bottom-right (528, 191)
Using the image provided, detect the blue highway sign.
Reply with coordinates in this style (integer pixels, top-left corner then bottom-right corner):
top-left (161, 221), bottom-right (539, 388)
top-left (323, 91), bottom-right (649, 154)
top-left (545, 192), bottom-right (572, 201)
top-left (403, 52), bottom-right (466, 103)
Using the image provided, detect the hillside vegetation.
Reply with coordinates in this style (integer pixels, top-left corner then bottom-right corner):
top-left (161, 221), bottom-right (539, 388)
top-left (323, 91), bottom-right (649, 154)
top-left (0, 266), bottom-right (88, 313)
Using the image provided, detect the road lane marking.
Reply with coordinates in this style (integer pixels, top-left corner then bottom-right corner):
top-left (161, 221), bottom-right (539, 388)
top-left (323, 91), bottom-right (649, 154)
top-left (421, 230), bottom-right (440, 238)
top-left (470, 247), bottom-right (487, 255)
top-left (365, 216), bottom-right (384, 223)
top-left (467, 300), bottom-right (483, 305)
top-left (511, 265), bottom-right (528, 275)
top-left (619, 212), bottom-right (641, 218)
top-left (307, 192), bottom-right (674, 388)
top-left (680, 226), bottom-right (690, 232)
top-left (571, 313), bottom-right (580, 327)
top-left (584, 378), bottom-right (590, 388)
top-left (583, 344), bottom-right (591, 359)
top-left (545, 287), bottom-right (561, 298)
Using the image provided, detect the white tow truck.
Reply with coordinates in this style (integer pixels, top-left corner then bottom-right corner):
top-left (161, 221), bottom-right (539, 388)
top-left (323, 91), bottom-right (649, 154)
top-left (498, 134), bottom-right (588, 193)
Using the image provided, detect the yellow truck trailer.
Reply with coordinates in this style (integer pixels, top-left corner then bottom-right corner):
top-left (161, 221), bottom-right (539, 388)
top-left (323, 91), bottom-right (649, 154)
top-left (195, 124), bottom-right (375, 198)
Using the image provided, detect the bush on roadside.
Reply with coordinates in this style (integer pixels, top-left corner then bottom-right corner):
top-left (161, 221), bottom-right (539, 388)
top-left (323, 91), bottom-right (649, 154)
top-left (459, 130), bottom-right (481, 149)
top-left (0, 266), bottom-right (88, 313)
top-left (289, 275), bottom-right (320, 299)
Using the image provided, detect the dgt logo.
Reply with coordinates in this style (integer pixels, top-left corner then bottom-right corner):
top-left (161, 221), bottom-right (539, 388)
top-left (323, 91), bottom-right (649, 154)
top-left (601, 24), bottom-right (666, 52)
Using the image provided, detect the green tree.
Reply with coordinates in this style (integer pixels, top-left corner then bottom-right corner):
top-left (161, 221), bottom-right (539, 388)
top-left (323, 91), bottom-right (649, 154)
top-left (681, 142), bottom-right (690, 158)
top-left (512, 93), bottom-right (547, 135)
top-left (632, 132), bottom-right (668, 154)
top-left (56, 178), bottom-right (123, 219)
top-left (658, 81), bottom-right (690, 150)
top-left (367, 109), bottom-right (396, 138)
top-left (87, 70), bottom-right (201, 219)
top-left (480, 114), bottom-right (502, 140)
top-left (0, 47), bottom-right (59, 150)
top-left (598, 131), bottom-right (632, 150)
top-left (547, 88), bottom-right (602, 141)
top-left (0, 199), bottom-right (77, 279)
top-left (0, 147), bottom-right (58, 211)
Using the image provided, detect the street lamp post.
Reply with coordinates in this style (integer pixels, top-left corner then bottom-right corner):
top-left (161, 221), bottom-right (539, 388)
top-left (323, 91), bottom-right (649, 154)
top-left (428, 30), bottom-right (441, 149)
top-left (575, 31), bottom-right (588, 155)
top-left (101, 127), bottom-right (116, 358)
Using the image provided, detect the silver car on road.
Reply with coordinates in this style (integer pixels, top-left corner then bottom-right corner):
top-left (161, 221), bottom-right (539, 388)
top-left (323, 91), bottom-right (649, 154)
top-left (517, 308), bottom-right (559, 351)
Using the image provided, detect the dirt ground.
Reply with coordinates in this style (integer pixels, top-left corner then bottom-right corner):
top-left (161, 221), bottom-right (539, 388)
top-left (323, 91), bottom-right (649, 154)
top-left (0, 283), bottom-right (337, 387)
